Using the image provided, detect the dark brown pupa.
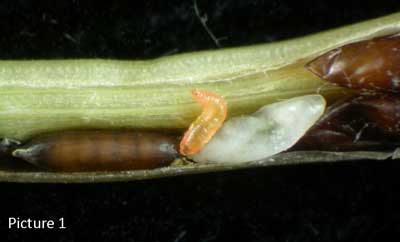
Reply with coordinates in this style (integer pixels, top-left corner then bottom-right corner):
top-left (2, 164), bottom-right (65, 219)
top-left (12, 130), bottom-right (181, 172)
top-left (293, 93), bottom-right (400, 151)
top-left (306, 34), bottom-right (400, 92)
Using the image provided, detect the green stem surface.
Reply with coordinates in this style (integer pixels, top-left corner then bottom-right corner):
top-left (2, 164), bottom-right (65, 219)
top-left (1, 12), bottom-right (400, 139)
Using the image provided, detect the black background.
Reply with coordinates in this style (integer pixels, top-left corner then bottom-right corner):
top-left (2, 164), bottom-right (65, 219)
top-left (1, 0), bottom-right (400, 241)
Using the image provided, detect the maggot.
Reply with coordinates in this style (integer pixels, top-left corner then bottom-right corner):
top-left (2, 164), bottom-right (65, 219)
top-left (306, 34), bottom-right (400, 92)
top-left (190, 95), bottom-right (326, 163)
top-left (12, 130), bottom-right (181, 172)
top-left (179, 89), bottom-right (227, 155)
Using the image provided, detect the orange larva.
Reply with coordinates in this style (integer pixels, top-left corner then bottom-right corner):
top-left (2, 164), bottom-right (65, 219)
top-left (12, 130), bottom-right (180, 172)
top-left (179, 89), bottom-right (227, 155)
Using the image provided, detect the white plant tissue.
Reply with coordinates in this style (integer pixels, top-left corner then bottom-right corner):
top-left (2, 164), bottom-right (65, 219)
top-left (190, 95), bottom-right (326, 163)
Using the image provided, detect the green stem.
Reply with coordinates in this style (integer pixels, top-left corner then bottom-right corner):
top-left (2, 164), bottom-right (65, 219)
top-left (1, 12), bottom-right (400, 139)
